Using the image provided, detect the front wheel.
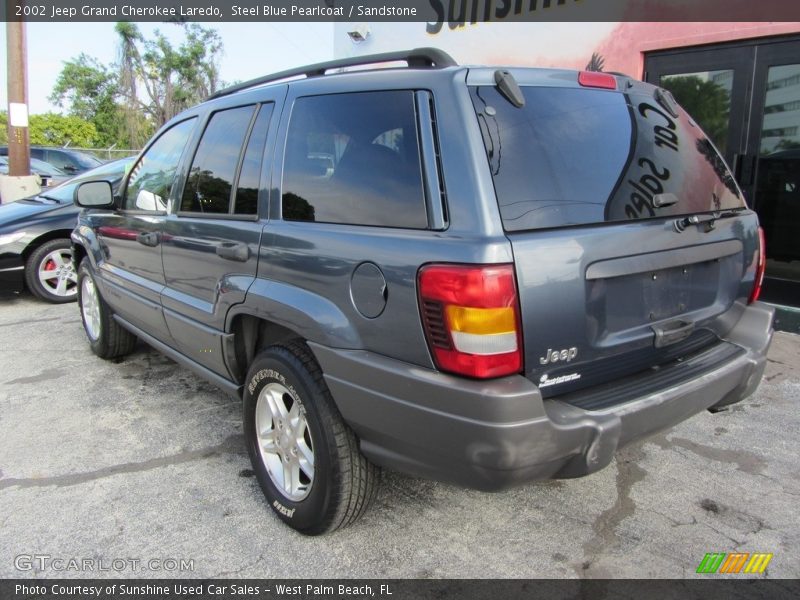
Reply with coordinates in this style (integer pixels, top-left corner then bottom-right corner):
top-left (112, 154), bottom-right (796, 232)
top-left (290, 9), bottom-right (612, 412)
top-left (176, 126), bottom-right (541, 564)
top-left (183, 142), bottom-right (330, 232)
top-left (243, 341), bottom-right (379, 535)
top-left (77, 258), bottom-right (137, 359)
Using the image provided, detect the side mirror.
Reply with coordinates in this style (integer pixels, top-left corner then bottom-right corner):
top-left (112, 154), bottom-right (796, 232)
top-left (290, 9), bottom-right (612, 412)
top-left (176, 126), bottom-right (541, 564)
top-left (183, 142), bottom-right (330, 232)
top-left (75, 181), bottom-right (115, 209)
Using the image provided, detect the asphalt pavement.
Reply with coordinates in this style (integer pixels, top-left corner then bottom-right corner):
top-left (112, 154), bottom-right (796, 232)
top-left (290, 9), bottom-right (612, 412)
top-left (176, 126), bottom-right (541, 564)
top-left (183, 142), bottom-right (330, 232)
top-left (0, 291), bottom-right (798, 579)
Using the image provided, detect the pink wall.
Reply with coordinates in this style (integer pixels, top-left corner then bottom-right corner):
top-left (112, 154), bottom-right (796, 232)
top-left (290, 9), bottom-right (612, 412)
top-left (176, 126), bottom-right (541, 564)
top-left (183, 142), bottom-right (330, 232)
top-left (337, 22), bottom-right (800, 78)
top-left (591, 23), bottom-right (800, 78)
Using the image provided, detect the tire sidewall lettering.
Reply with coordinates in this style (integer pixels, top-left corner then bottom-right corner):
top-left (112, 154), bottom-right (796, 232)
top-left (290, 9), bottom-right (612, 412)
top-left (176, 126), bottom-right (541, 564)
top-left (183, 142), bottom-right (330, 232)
top-left (247, 368), bottom-right (308, 425)
top-left (244, 354), bottom-right (328, 530)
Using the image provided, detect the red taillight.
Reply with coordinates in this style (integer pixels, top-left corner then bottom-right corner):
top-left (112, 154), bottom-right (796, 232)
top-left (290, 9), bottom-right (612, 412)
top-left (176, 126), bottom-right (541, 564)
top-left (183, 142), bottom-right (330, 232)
top-left (578, 71), bottom-right (617, 90)
top-left (418, 264), bottom-right (523, 379)
top-left (749, 227), bottom-right (766, 304)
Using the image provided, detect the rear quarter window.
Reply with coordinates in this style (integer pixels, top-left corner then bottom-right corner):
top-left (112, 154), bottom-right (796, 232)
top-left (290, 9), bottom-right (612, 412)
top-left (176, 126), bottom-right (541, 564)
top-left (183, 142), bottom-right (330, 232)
top-left (470, 85), bottom-right (744, 232)
top-left (281, 91), bottom-right (428, 229)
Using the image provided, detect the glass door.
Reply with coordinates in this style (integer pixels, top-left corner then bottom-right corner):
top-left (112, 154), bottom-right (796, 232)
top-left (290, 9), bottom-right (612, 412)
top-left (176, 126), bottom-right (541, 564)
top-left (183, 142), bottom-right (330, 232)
top-left (645, 37), bottom-right (800, 307)
top-left (748, 41), bottom-right (800, 305)
top-left (645, 44), bottom-right (753, 169)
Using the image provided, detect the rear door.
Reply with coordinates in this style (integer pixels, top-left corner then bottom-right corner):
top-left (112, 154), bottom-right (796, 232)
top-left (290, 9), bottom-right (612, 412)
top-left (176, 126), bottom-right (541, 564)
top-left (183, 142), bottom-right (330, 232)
top-left (469, 74), bottom-right (759, 398)
top-left (160, 99), bottom-right (278, 377)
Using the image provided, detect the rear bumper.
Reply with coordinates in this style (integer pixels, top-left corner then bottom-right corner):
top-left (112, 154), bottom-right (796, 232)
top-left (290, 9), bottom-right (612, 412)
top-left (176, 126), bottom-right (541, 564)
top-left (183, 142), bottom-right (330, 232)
top-left (310, 301), bottom-right (774, 491)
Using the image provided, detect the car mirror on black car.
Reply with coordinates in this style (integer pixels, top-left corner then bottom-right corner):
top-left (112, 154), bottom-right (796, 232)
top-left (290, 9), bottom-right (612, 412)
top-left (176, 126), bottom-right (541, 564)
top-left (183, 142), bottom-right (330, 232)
top-left (75, 181), bottom-right (114, 209)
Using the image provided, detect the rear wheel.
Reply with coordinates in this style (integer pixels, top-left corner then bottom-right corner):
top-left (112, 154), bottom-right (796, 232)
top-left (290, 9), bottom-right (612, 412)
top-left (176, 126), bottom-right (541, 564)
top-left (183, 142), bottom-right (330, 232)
top-left (25, 239), bottom-right (77, 303)
top-left (77, 258), bottom-right (136, 359)
top-left (243, 341), bottom-right (379, 535)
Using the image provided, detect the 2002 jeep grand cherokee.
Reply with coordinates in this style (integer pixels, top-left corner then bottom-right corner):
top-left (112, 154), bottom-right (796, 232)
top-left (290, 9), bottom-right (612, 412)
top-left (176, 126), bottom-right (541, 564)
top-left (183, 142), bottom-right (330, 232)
top-left (71, 48), bottom-right (774, 534)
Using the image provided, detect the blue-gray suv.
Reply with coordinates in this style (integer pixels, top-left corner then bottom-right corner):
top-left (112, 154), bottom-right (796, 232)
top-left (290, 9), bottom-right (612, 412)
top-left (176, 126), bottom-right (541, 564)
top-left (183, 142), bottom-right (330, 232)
top-left (71, 48), bottom-right (774, 534)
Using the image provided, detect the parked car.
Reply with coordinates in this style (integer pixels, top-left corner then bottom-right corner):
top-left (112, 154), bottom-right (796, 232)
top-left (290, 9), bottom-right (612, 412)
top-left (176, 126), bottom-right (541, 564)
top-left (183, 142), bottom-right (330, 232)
top-left (0, 157), bottom-right (131, 302)
top-left (71, 49), bottom-right (773, 535)
top-left (0, 156), bottom-right (71, 188)
top-left (0, 146), bottom-right (103, 175)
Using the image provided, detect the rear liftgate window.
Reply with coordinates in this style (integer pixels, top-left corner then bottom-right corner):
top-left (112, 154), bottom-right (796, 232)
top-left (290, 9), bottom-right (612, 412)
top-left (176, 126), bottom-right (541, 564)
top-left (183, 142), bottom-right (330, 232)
top-left (470, 85), bottom-right (746, 231)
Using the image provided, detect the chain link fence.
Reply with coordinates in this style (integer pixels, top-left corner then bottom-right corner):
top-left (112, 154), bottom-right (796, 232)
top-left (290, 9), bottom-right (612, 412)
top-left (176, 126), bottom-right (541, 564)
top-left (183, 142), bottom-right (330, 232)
top-left (61, 145), bottom-right (142, 161)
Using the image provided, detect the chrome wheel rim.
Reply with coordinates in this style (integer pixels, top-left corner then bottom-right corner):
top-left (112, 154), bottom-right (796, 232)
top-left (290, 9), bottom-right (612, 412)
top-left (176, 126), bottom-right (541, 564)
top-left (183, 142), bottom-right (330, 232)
top-left (38, 248), bottom-right (77, 298)
top-left (255, 382), bottom-right (315, 501)
top-left (80, 275), bottom-right (101, 341)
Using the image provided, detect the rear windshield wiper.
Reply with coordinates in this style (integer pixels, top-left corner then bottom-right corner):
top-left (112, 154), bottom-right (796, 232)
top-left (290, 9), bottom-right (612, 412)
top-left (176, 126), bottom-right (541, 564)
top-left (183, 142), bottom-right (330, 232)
top-left (674, 209), bottom-right (744, 233)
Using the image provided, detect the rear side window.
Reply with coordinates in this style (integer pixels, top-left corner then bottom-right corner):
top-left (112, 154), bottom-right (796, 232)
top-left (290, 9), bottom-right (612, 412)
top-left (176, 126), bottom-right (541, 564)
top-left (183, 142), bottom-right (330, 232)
top-left (180, 105), bottom-right (258, 215)
top-left (235, 104), bottom-right (273, 215)
top-left (281, 91), bottom-right (427, 228)
top-left (470, 85), bottom-right (745, 231)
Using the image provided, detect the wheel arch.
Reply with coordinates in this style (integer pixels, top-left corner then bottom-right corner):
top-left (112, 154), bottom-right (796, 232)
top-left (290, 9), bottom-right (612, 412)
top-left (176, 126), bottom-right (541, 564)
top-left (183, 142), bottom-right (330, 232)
top-left (70, 222), bottom-right (103, 270)
top-left (22, 229), bottom-right (74, 262)
top-left (224, 279), bottom-right (363, 384)
top-left (225, 312), bottom-right (303, 384)
top-left (71, 240), bottom-right (88, 271)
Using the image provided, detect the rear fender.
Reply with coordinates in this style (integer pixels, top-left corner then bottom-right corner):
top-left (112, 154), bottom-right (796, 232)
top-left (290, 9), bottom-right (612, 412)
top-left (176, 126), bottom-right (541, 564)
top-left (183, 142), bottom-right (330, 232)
top-left (226, 277), bottom-right (362, 350)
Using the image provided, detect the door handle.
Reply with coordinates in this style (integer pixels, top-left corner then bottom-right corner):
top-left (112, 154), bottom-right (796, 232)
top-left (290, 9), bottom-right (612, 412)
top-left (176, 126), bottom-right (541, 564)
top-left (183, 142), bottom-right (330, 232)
top-left (136, 231), bottom-right (160, 247)
top-left (216, 242), bottom-right (249, 262)
top-left (652, 319), bottom-right (695, 348)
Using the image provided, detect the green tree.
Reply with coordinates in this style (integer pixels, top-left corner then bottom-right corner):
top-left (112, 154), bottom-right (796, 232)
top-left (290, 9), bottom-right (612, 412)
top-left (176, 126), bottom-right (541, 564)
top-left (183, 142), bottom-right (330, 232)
top-left (0, 112), bottom-right (7, 145)
top-left (660, 75), bottom-right (730, 154)
top-left (48, 23), bottom-right (224, 150)
top-left (585, 52), bottom-right (605, 72)
top-left (116, 22), bottom-right (223, 136)
top-left (49, 54), bottom-right (127, 148)
top-left (28, 113), bottom-right (97, 147)
top-left (116, 21), bottom-right (149, 148)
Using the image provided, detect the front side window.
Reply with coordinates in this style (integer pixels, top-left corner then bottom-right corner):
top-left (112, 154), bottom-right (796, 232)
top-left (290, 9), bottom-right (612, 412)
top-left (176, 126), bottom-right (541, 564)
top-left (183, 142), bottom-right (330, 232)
top-left (281, 91), bottom-right (427, 228)
top-left (124, 118), bottom-right (197, 212)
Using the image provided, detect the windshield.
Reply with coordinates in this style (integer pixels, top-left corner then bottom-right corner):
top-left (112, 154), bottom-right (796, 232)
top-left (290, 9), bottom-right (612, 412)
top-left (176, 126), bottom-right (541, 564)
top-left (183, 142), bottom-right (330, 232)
top-left (30, 157), bottom-right (66, 175)
top-left (470, 85), bottom-right (746, 231)
top-left (73, 152), bottom-right (103, 169)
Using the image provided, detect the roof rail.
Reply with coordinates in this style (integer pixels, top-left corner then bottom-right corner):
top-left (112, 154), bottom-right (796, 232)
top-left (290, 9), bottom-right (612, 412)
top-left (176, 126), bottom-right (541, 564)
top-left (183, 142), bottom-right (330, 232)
top-left (208, 47), bottom-right (458, 100)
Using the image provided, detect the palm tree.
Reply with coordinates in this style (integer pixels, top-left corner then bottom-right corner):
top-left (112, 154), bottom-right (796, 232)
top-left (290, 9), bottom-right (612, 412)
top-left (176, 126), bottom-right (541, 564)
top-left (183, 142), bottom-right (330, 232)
top-left (115, 22), bottom-right (148, 147)
top-left (585, 53), bottom-right (605, 72)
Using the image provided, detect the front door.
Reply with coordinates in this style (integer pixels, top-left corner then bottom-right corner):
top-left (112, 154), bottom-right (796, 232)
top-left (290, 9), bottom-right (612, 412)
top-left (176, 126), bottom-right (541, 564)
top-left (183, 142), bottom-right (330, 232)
top-left (646, 36), bottom-right (800, 306)
top-left (94, 117), bottom-right (197, 338)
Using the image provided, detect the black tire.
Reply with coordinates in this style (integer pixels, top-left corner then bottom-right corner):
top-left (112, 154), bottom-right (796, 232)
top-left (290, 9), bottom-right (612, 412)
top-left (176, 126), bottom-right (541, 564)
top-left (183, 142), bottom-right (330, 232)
top-left (25, 239), bottom-right (78, 303)
top-left (243, 341), bottom-right (379, 535)
top-left (77, 258), bottom-right (137, 360)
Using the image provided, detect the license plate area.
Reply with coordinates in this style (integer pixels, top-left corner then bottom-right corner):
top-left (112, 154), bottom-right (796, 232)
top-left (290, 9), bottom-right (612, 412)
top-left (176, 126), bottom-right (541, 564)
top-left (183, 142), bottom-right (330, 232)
top-left (587, 259), bottom-right (727, 339)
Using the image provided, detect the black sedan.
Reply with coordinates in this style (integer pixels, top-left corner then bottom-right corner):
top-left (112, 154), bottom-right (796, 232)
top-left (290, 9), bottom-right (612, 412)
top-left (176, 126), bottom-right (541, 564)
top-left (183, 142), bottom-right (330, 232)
top-left (0, 156), bottom-right (71, 188)
top-left (0, 146), bottom-right (104, 176)
top-left (0, 157), bottom-right (132, 303)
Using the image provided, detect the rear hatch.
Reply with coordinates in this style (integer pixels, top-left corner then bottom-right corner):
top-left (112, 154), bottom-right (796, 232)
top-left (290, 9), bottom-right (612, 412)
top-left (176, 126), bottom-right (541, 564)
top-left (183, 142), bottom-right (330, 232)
top-left (468, 70), bottom-right (760, 401)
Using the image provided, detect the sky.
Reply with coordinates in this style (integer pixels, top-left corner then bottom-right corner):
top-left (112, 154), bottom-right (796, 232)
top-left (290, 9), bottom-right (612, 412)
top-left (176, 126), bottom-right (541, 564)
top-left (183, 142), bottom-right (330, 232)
top-left (0, 22), bottom-right (335, 115)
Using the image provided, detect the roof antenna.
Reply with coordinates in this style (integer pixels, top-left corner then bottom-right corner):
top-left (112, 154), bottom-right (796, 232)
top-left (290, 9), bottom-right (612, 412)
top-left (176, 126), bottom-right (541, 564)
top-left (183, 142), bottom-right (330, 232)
top-left (494, 70), bottom-right (525, 108)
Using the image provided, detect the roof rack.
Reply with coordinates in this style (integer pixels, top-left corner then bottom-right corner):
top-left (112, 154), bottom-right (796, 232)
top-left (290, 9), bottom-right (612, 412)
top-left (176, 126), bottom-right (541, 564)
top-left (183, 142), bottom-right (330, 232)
top-left (208, 47), bottom-right (458, 100)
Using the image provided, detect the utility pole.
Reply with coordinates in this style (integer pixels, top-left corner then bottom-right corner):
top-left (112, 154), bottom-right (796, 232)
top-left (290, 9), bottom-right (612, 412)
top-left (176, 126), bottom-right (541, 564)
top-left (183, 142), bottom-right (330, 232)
top-left (6, 20), bottom-right (30, 176)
